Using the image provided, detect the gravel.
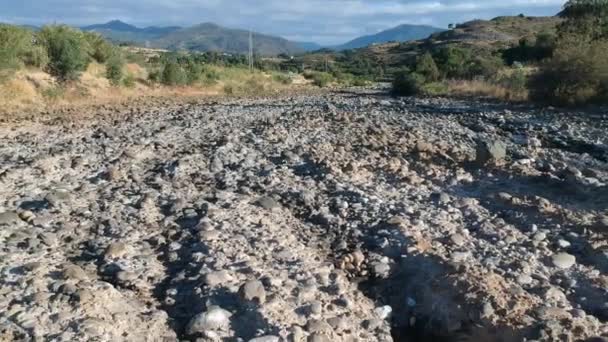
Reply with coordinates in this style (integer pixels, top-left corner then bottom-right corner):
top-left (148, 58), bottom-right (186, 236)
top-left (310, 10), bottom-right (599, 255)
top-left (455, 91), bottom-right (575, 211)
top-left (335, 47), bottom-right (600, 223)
top-left (0, 89), bottom-right (607, 341)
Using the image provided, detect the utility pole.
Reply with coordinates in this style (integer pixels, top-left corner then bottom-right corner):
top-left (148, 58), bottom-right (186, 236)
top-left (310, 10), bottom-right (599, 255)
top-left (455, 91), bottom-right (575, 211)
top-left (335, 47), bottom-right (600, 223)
top-left (248, 30), bottom-right (254, 72)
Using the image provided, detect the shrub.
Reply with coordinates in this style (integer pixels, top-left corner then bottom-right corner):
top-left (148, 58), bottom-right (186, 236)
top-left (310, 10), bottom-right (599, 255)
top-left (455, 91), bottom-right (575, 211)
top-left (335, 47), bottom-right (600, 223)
top-left (467, 55), bottom-right (504, 79)
top-left (529, 39), bottom-right (608, 105)
top-left (433, 46), bottom-right (472, 79)
top-left (41, 85), bottom-right (65, 102)
top-left (122, 73), bottom-right (136, 88)
top-left (273, 73), bottom-right (292, 85)
top-left (201, 67), bottom-right (220, 85)
top-left (310, 71), bottom-right (333, 87)
top-left (105, 53), bottom-right (125, 86)
top-left (84, 32), bottom-right (114, 63)
top-left (148, 69), bottom-right (162, 83)
top-left (22, 45), bottom-right (49, 69)
top-left (160, 60), bottom-right (187, 86)
top-left (497, 68), bottom-right (528, 95)
top-left (392, 70), bottom-right (425, 96)
top-left (38, 25), bottom-right (91, 81)
top-left (422, 81), bottom-right (449, 96)
top-left (184, 61), bottom-right (203, 85)
top-left (415, 53), bottom-right (440, 82)
top-left (0, 24), bottom-right (39, 78)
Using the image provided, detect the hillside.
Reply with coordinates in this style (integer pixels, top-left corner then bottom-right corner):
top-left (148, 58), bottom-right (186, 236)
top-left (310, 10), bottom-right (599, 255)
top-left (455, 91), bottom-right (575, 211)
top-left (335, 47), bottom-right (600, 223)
top-left (82, 20), bottom-right (181, 44)
top-left (331, 15), bottom-right (562, 69)
top-left (334, 24), bottom-right (444, 50)
top-left (151, 23), bottom-right (304, 56)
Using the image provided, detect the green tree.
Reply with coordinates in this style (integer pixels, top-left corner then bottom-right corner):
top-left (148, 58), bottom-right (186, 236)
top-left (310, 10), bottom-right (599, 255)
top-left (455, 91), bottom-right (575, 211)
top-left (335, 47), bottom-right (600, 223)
top-left (38, 25), bottom-right (91, 81)
top-left (415, 52), bottom-right (440, 82)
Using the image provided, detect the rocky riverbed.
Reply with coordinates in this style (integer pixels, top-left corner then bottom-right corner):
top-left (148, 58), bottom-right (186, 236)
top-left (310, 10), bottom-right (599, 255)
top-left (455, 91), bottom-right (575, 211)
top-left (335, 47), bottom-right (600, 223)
top-left (0, 90), bottom-right (607, 341)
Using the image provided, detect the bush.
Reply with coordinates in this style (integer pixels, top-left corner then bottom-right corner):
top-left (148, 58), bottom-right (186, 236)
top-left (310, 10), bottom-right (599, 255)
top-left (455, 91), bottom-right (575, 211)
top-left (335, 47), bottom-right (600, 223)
top-left (41, 85), bottom-right (65, 102)
top-left (84, 32), bottom-right (114, 63)
top-left (415, 53), bottom-right (440, 82)
top-left (105, 53), bottom-right (124, 86)
top-left (310, 71), bottom-right (333, 87)
top-left (497, 68), bottom-right (528, 95)
top-left (122, 73), bottom-right (136, 88)
top-left (160, 60), bottom-right (187, 86)
top-left (468, 55), bottom-right (504, 79)
top-left (433, 46), bottom-right (472, 79)
top-left (0, 25), bottom-right (39, 78)
top-left (422, 81), bottom-right (449, 96)
top-left (22, 45), bottom-right (49, 69)
top-left (529, 39), bottom-right (608, 105)
top-left (392, 70), bottom-right (425, 96)
top-left (184, 61), bottom-right (203, 85)
top-left (38, 25), bottom-right (91, 81)
top-left (273, 73), bottom-right (292, 85)
top-left (201, 67), bottom-right (220, 85)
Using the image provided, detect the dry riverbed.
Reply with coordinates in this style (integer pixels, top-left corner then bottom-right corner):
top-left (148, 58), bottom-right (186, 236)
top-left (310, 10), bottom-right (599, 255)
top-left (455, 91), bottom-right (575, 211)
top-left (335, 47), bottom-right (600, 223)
top-left (0, 90), bottom-right (607, 341)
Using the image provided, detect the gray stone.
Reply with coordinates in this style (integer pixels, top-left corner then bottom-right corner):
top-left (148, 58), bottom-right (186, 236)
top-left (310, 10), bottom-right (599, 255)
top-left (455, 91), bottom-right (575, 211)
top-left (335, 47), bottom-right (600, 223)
top-left (371, 262), bottom-right (391, 278)
top-left (240, 280), bottom-right (267, 303)
top-left (62, 264), bottom-right (88, 281)
top-left (186, 306), bottom-right (232, 334)
top-left (105, 242), bottom-right (128, 258)
top-left (249, 336), bottom-right (280, 342)
top-left (204, 270), bottom-right (232, 287)
top-left (0, 211), bottom-right (21, 225)
top-left (450, 233), bottom-right (466, 246)
top-left (551, 253), bottom-right (576, 269)
top-left (476, 140), bottom-right (507, 164)
top-left (257, 196), bottom-right (280, 210)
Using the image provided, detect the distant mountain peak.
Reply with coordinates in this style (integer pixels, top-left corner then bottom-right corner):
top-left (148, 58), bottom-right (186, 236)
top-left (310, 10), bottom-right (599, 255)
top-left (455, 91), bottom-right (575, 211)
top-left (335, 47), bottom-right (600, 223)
top-left (334, 23), bottom-right (444, 50)
top-left (84, 20), bottom-right (138, 32)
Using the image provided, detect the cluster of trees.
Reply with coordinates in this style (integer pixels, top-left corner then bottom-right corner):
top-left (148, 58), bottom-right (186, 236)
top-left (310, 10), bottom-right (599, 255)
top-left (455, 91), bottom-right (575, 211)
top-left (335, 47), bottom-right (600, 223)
top-left (393, 0), bottom-right (608, 106)
top-left (0, 24), bottom-right (124, 82)
top-left (0, 23), bottom-right (280, 89)
top-left (530, 0), bottom-right (608, 105)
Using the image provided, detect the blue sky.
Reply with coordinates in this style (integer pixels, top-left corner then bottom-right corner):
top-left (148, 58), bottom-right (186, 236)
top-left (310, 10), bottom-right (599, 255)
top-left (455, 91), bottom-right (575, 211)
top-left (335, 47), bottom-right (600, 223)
top-left (0, 0), bottom-right (566, 44)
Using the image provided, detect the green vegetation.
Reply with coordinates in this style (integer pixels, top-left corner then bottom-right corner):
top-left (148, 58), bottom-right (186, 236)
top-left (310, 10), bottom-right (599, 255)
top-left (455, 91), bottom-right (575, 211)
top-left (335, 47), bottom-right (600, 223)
top-left (106, 53), bottom-right (125, 86)
top-left (392, 69), bottom-right (424, 96)
top-left (160, 59), bottom-right (188, 86)
top-left (0, 24), bottom-right (45, 78)
top-left (38, 25), bottom-right (91, 81)
top-left (529, 0), bottom-right (608, 105)
top-left (415, 53), bottom-right (440, 82)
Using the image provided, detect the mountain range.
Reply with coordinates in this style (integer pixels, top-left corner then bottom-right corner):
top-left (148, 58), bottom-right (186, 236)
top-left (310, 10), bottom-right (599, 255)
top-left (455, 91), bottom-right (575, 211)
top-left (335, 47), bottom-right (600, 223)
top-left (78, 20), bottom-right (443, 55)
top-left (332, 24), bottom-right (444, 50)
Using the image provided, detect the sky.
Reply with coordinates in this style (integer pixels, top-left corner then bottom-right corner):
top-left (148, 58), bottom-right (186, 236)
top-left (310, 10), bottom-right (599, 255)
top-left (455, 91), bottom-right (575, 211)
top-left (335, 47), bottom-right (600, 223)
top-left (0, 0), bottom-right (566, 45)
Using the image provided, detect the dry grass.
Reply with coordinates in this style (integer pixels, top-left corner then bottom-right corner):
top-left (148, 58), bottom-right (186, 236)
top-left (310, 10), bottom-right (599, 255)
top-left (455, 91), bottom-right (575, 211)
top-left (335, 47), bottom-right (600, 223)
top-left (0, 65), bottom-right (300, 115)
top-left (445, 79), bottom-right (529, 102)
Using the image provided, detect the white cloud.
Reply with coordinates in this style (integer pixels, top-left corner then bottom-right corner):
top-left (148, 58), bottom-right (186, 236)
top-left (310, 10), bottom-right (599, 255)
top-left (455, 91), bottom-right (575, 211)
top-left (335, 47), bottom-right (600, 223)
top-left (0, 0), bottom-right (566, 44)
